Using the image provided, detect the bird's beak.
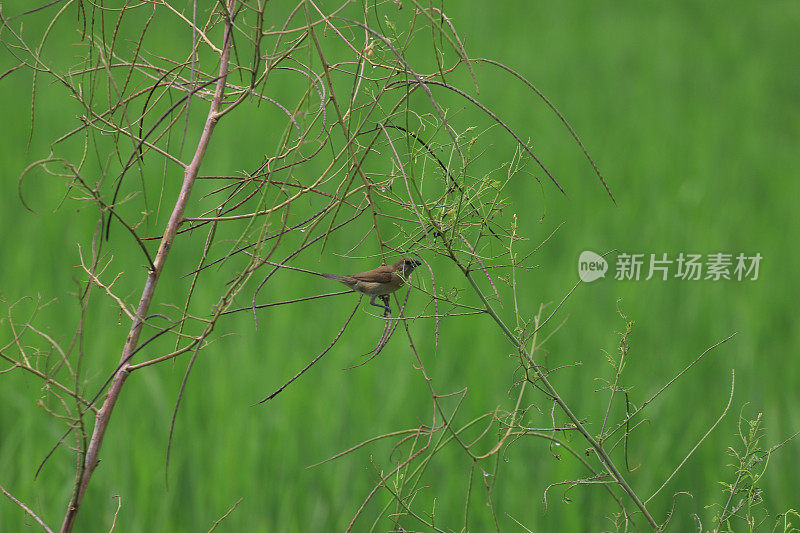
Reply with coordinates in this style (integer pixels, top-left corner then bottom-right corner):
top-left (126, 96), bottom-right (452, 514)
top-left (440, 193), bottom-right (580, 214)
top-left (412, 259), bottom-right (422, 267)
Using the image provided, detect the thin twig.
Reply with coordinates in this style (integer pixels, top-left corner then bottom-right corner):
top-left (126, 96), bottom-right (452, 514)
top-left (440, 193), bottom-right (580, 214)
top-left (0, 483), bottom-right (54, 533)
top-left (256, 299), bottom-right (361, 404)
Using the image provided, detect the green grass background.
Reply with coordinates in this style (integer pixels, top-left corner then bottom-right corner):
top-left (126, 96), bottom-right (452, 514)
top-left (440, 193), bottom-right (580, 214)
top-left (1, 0), bottom-right (799, 531)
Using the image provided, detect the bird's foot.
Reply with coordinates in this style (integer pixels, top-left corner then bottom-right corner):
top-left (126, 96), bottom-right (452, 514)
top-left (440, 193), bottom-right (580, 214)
top-left (379, 295), bottom-right (391, 316)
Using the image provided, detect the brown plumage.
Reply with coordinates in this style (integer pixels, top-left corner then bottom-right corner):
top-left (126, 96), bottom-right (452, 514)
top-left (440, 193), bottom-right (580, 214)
top-left (321, 257), bottom-right (422, 313)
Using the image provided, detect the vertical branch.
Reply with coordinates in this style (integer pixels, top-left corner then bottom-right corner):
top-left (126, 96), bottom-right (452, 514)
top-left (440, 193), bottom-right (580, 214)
top-left (59, 1), bottom-right (238, 531)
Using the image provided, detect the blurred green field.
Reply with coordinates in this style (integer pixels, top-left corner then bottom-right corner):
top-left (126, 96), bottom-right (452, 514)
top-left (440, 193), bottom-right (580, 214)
top-left (1, 1), bottom-right (799, 531)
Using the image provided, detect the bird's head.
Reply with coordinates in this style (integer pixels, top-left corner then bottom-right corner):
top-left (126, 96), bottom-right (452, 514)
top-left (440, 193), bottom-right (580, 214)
top-left (395, 257), bottom-right (422, 277)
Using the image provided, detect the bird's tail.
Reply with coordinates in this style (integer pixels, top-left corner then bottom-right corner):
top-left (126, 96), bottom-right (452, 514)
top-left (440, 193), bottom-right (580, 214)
top-left (319, 272), bottom-right (350, 283)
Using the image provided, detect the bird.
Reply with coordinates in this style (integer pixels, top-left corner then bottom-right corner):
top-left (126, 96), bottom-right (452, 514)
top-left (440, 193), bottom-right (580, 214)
top-left (320, 257), bottom-right (422, 314)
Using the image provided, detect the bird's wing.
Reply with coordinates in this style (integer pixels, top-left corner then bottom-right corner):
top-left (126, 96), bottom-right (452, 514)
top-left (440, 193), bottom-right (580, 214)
top-left (350, 266), bottom-right (396, 283)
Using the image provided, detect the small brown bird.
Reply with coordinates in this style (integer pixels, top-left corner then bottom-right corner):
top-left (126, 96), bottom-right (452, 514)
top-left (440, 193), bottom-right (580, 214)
top-left (321, 257), bottom-right (422, 313)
